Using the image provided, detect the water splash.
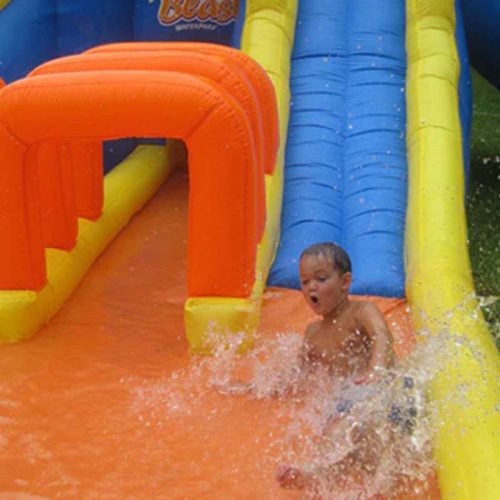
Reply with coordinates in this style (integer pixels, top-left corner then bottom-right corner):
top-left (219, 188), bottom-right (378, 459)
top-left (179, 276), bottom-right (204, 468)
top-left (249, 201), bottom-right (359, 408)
top-left (127, 318), bottom-right (495, 498)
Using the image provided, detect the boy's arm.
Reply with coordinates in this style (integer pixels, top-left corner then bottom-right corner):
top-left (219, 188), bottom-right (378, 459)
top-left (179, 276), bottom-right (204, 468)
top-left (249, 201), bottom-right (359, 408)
top-left (356, 302), bottom-right (395, 383)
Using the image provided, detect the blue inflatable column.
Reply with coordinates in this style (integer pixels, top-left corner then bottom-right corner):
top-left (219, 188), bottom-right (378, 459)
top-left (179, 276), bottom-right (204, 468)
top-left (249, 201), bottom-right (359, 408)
top-left (268, 0), bottom-right (348, 289)
top-left (342, 0), bottom-right (407, 297)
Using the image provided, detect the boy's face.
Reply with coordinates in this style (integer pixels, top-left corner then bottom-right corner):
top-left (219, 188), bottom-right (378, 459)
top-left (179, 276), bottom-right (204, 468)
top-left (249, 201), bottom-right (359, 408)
top-left (299, 253), bottom-right (351, 317)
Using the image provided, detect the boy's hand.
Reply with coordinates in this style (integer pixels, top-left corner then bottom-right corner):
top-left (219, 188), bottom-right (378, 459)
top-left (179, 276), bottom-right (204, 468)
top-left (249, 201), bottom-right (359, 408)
top-left (357, 302), bottom-right (395, 373)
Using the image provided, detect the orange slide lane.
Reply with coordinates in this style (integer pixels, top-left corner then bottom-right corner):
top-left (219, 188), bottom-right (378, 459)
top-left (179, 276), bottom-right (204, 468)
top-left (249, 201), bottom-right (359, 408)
top-left (0, 171), bottom-right (293, 498)
top-left (0, 170), bottom-right (437, 498)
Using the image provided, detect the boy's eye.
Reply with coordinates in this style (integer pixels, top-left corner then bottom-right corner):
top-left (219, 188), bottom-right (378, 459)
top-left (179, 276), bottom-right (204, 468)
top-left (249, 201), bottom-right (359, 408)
top-left (317, 276), bottom-right (327, 282)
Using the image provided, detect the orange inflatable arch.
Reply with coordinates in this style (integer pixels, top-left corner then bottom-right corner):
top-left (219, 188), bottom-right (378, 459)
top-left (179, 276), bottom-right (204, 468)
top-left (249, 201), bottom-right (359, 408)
top-left (0, 70), bottom-right (263, 298)
top-left (87, 42), bottom-right (280, 173)
top-left (29, 50), bottom-right (271, 251)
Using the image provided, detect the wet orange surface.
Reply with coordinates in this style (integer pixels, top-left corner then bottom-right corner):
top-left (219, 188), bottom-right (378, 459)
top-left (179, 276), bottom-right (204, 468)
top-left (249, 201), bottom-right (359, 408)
top-left (0, 169), bottom-right (438, 499)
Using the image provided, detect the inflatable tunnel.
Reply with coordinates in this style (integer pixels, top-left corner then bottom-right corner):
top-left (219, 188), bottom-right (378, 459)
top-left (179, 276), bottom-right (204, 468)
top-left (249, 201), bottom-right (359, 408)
top-left (0, 0), bottom-right (498, 498)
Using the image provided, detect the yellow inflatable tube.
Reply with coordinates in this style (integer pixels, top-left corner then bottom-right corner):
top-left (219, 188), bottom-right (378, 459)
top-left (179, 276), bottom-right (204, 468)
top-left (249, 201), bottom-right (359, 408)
top-left (0, 144), bottom-right (181, 343)
top-left (405, 1), bottom-right (500, 498)
top-left (184, 0), bottom-right (298, 353)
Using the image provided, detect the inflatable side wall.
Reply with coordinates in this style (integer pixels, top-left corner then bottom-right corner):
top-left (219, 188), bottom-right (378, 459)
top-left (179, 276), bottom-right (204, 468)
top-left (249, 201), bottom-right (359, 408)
top-left (406, 0), bottom-right (499, 497)
top-left (0, 0), bottom-right (246, 84)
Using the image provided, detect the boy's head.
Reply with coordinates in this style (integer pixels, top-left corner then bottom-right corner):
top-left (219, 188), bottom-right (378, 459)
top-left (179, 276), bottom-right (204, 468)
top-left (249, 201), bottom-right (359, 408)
top-left (299, 243), bottom-right (352, 316)
top-left (300, 242), bottom-right (352, 275)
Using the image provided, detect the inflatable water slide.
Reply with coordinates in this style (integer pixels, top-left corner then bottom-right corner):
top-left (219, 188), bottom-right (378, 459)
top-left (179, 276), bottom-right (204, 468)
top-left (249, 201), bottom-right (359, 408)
top-left (0, 0), bottom-right (498, 497)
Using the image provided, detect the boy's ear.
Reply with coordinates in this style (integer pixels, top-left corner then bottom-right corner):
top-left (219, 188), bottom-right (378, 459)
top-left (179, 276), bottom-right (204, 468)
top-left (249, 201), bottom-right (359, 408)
top-left (341, 272), bottom-right (352, 291)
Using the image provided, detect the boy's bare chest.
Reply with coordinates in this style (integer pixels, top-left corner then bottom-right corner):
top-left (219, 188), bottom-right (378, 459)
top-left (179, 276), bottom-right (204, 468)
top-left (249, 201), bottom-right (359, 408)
top-left (306, 320), bottom-right (370, 375)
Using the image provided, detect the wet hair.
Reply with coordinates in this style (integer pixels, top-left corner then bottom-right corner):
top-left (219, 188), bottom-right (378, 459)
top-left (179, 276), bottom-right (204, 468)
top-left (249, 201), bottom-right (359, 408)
top-left (300, 242), bottom-right (352, 274)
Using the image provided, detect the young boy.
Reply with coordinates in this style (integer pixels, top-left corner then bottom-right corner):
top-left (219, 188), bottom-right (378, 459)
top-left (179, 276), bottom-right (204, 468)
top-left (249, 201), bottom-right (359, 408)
top-left (277, 242), bottom-right (396, 491)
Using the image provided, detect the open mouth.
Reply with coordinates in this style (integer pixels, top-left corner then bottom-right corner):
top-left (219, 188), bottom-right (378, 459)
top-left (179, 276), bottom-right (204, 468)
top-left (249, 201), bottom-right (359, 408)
top-left (310, 295), bottom-right (319, 305)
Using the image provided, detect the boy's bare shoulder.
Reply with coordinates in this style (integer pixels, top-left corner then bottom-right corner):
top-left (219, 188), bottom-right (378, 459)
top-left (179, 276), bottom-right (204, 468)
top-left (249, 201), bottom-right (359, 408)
top-left (351, 300), bottom-right (387, 324)
top-left (352, 300), bottom-right (383, 316)
top-left (352, 300), bottom-right (391, 334)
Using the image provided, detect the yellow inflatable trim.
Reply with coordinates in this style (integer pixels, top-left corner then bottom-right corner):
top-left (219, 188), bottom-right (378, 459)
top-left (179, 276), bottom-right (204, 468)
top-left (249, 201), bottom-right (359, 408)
top-left (0, 0), bottom-right (11, 11)
top-left (185, 0), bottom-right (298, 354)
top-left (242, 0), bottom-right (298, 284)
top-left (405, 1), bottom-right (500, 498)
top-left (0, 144), bottom-right (181, 343)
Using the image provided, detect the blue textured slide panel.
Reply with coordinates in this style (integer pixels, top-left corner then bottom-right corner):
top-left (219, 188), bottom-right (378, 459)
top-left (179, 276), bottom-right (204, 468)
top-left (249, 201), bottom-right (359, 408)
top-left (0, 0), bottom-right (57, 83)
top-left (57, 0), bottom-right (134, 56)
top-left (269, 0), bottom-right (407, 297)
top-left (455, 0), bottom-right (472, 187)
